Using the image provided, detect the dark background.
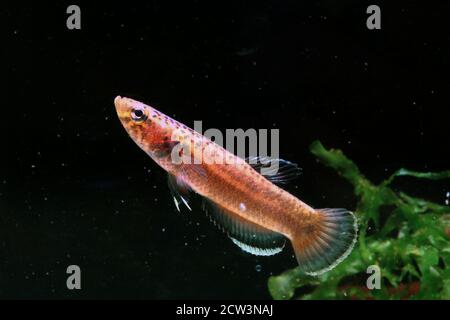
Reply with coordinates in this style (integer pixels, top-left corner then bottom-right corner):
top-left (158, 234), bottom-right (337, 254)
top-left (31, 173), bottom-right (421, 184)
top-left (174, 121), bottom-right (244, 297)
top-left (2, 0), bottom-right (450, 299)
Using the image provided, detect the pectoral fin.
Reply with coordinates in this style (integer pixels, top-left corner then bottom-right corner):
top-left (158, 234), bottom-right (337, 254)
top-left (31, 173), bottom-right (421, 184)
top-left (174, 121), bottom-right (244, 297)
top-left (168, 174), bottom-right (192, 212)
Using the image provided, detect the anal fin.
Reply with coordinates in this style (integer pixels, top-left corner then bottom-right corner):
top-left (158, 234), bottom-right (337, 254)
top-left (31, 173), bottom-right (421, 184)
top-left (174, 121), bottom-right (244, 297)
top-left (202, 198), bottom-right (286, 256)
top-left (230, 237), bottom-right (284, 256)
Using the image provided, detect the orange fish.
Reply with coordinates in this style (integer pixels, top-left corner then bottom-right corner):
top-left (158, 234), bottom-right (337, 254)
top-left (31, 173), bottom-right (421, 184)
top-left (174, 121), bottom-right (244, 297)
top-left (115, 96), bottom-right (357, 275)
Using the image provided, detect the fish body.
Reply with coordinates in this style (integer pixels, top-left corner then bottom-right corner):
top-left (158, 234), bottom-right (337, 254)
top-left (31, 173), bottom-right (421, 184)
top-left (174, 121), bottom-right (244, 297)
top-left (115, 96), bottom-right (357, 275)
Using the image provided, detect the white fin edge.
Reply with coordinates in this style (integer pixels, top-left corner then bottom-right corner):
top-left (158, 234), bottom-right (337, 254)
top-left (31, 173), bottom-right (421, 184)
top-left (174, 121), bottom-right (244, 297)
top-left (173, 197), bottom-right (181, 212)
top-left (230, 237), bottom-right (285, 257)
top-left (304, 211), bottom-right (358, 276)
top-left (180, 196), bottom-right (192, 211)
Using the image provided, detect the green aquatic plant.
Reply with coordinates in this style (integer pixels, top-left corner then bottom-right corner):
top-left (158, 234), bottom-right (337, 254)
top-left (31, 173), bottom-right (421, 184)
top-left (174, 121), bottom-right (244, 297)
top-left (268, 141), bottom-right (450, 300)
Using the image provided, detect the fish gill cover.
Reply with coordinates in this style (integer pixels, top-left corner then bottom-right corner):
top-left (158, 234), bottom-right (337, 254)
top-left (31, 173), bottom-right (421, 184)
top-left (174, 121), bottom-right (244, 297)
top-left (268, 141), bottom-right (450, 300)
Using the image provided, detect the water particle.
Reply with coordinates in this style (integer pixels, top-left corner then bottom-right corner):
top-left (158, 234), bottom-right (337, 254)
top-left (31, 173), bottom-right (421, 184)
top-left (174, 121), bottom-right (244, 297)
top-left (255, 264), bottom-right (262, 272)
top-left (239, 202), bottom-right (247, 211)
top-left (162, 227), bottom-right (166, 232)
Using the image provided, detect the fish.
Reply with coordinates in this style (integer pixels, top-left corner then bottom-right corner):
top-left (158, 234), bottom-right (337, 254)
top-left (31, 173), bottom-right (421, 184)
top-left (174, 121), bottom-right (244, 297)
top-left (114, 96), bottom-right (357, 275)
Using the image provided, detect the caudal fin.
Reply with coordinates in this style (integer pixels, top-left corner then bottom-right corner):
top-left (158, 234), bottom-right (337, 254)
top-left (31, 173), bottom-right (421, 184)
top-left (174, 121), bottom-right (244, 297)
top-left (291, 208), bottom-right (358, 276)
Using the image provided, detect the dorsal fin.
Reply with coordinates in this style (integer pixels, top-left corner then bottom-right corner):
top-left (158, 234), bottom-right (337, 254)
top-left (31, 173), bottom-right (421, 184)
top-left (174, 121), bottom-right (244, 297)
top-left (202, 198), bottom-right (286, 256)
top-left (246, 156), bottom-right (302, 184)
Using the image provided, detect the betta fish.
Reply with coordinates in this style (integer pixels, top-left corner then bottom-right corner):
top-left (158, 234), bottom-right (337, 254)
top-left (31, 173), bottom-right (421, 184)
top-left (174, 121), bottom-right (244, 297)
top-left (114, 96), bottom-right (357, 275)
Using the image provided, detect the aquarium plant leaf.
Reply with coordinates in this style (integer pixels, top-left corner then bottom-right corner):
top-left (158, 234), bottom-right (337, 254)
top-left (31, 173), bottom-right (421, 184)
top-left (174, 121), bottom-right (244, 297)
top-left (384, 168), bottom-right (450, 186)
top-left (268, 140), bottom-right (450, 300)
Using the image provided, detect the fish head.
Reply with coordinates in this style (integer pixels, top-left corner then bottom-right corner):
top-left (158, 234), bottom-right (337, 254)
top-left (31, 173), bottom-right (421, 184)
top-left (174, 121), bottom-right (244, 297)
top-left (114, 96), bottom-right (181, 159)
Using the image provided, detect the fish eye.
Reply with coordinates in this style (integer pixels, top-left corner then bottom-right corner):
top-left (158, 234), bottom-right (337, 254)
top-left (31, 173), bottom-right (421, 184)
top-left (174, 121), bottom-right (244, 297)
top-left (131, 107), bottom-right (147, 122)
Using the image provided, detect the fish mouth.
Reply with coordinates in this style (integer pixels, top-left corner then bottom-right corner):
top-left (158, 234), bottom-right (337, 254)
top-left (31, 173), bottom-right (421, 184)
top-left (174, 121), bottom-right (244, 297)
top-left (114, 95), bottom-right (123, 108)
top-left (114, 95), bottom-right (131, 121)
top-left (114, 95), bottom-right (124, 112)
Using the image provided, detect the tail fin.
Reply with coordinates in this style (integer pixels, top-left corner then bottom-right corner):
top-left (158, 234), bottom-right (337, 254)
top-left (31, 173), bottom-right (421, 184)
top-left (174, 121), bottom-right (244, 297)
top-left (291, 208), bottom-right (358, 276)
